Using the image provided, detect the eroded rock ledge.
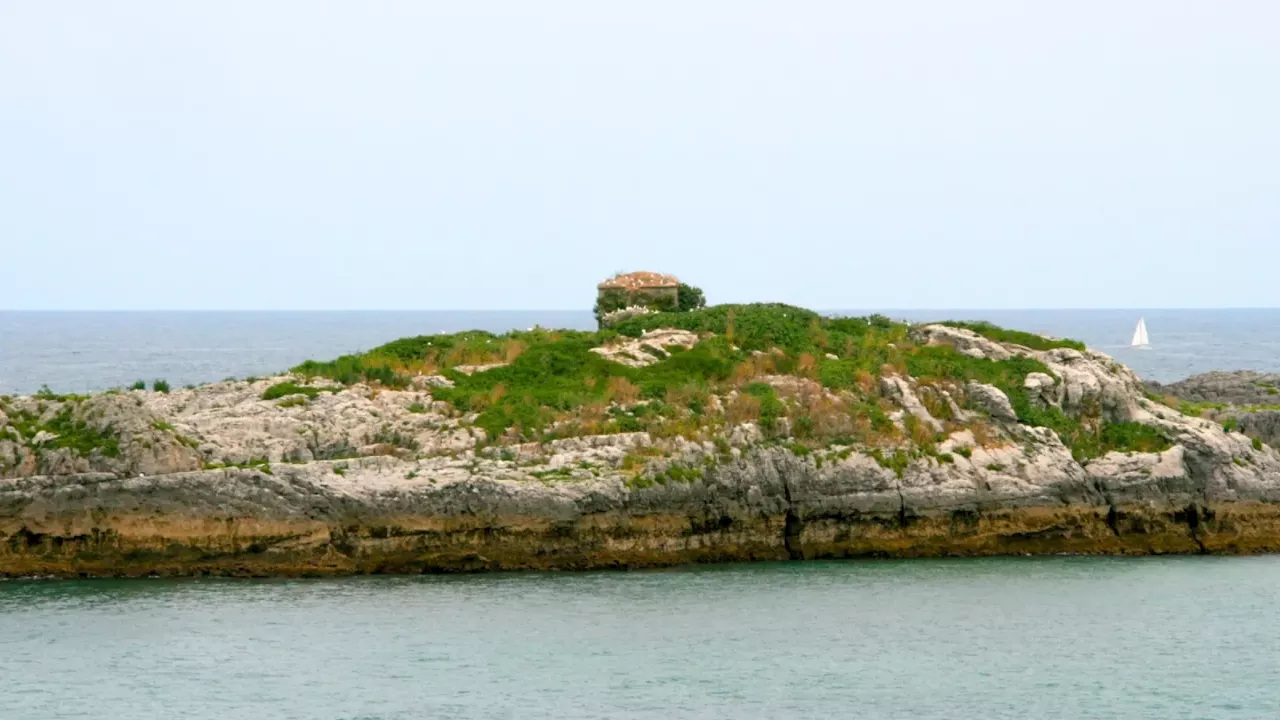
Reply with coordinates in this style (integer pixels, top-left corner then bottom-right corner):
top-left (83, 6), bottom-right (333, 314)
top-left (4, 321), bottom-right (1280, 577)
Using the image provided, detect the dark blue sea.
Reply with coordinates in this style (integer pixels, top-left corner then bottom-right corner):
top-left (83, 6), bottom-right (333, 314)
top-left (3, 309), bottom-right (1278, 395)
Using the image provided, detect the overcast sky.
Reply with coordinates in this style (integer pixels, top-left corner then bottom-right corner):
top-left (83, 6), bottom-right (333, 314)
top-left (2, 2), bottom-right (1277, 310)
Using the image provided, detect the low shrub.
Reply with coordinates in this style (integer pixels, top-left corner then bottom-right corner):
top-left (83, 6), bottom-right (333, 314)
top-left (261, 382), bottom-right (340, 401)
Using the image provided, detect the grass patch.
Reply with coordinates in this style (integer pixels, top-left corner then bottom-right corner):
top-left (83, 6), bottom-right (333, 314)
top-left (153, 379), bottom-right (170, 393)
top-left (203, 458), bottom-right (271, 473)
top-left (261, 382), bottom-right (341, 401)
top-left (431, 334), bottom-right (741, 440)
top-left (868, 448), bottom-right (911, 478)
top-left (8, 407), bottom-right (121, 458)
top-left (1177, 400), bottom-right (1226, 417)
top-left (788, 442), bottom-right (812, 456)
top-left (292, 330), bottom-right (545, 388)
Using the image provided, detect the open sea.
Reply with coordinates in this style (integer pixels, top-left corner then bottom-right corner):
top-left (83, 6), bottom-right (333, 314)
top-left (4, 309), bottom-right (1280, 396)
top-left (5, 310), bottom-right (1280, 719)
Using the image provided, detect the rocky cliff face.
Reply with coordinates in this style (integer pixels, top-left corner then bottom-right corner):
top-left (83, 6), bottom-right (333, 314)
top-left (4, 325), bottom-right (1280, 577)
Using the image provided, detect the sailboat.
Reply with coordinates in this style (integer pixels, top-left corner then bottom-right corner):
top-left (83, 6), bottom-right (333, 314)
top-left (1130, 317), bottom-right (1150, 349)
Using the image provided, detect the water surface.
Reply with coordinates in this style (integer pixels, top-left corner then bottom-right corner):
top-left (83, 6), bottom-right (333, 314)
top-left (3, 557), bottom-right (1278, 719)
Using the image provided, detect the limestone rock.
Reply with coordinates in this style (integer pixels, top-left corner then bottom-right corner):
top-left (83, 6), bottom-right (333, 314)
top-left (1150, 371), bottom-right (1280, 406)
top-left (30, 430), bottom-right (59, 447)
top-left (1232, 411), bottom-right (1280, 450)
top-left (880, 375), bottom-right (943, 431)
top-left (1024, 372), bottom-right (1060, 409)
top-left (967, 382), bottom-right (1017, 422)
top-left (454, 363), bottom-right (508, 376)
top-left (914, 325), bottom-right (1014, 361)
top-left (591, 328), bottom-right (700, 368)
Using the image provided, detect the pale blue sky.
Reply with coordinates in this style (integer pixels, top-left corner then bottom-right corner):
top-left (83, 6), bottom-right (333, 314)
top-left (2, 2), bottom-right (1277, 310)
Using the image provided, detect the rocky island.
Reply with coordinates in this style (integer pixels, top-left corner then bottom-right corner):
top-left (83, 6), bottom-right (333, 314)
top-left (4, 295), bottom-right (1280, 577)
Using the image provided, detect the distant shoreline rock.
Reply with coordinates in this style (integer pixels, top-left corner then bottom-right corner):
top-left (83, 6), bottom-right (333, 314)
top-left (1148, 370), bottom-right (1280, 406)
top-left (1147, 370), bottom-right (1280, 450)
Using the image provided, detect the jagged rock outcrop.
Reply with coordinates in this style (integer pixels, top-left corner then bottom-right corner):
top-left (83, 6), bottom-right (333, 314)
top-left (1149, 371), bottom-right (1280, 406)
top-left (1149, 370), bottom-right (1280, 449)
top-left (5, 325), bottom-right (1280, 577)
top-left (590, 328), bottom-right (700, 367)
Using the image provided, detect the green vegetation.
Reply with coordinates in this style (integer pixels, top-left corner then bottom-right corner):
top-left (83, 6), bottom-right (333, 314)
top-left (628, 461), bottom-right (705, 489)
top-left (429, 333), bottom-right (743, 439)
top-left (261, 382), bottom-right (341, 401)
top-left (741, 382), bottom-right (784, 433)
top-left (284, 302), bottom-right (1169, 458)
top-left (1176, 400), bottom-right (1226, 417)
top-left (593, 280), bottom-right (708, 326)
top-left (1011, 396), bottom-right (1171, 462)
top-left (277, 396), bottom-right (308, 408)
top-left (868, 448), bottom-right (911, 478)
top-left (7, 406), bottom-right (120, 458)
top-left (677, 283), bottom-right (706, 313)
top-left (788, 442), bottom-right (812, 457)
top-left (152, 379), bottom-right (170, 393)
top-left (293, 329), bottom-right (553, 388)
top-left (407, 402), bottom-right (428, 414)
top-left (203, 458), bottom-right (272, 473)
top-left (131, 380), bottom-right (147, 391)
top-left (938, 321), bottom-right (1086, 352)
top-left (32, 386), bottom-right (91, 402)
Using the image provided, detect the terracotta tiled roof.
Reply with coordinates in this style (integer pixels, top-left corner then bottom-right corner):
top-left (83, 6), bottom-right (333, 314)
top-left (597, 271), bottom-right (680, 290)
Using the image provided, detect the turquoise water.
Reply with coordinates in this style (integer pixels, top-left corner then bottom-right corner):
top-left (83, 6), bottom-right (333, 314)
top-left (3, 557), bottom-right (1279, 719)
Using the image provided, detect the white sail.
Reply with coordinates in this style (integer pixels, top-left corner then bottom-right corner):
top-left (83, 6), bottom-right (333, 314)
top-left (1130, 317), bottom-right (1149, 347)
